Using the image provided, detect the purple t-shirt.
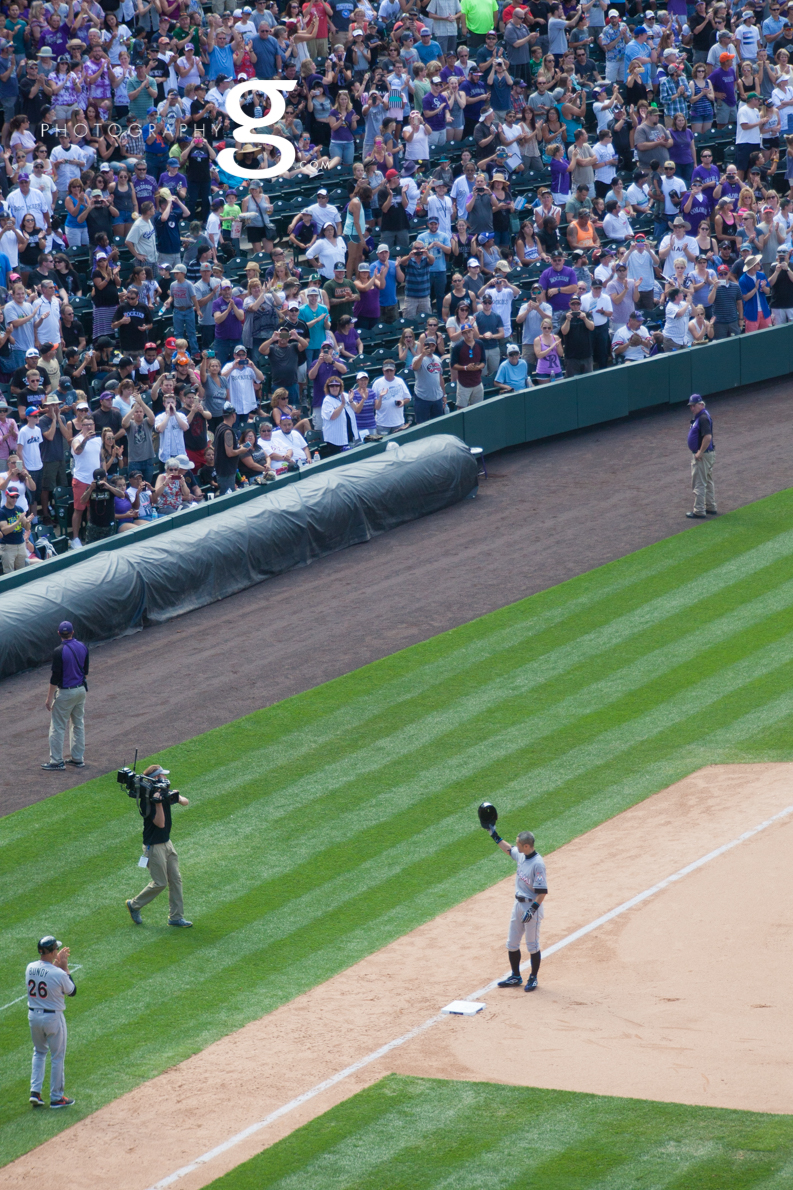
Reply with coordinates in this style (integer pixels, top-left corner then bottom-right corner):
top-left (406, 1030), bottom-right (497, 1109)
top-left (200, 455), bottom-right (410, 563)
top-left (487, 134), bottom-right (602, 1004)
top-left (708, 67), bottom-right (736, 108)
top-left (212, 295), bottom-right (244, 340)
top-left (539, 264), bottom-right (577, 311)
top-left (681, 192), bottom-right (711, 226)
top-left (158, 169), bottom-right (188, 193)
top-left (312, 359), bottom-right (339, 407)
top-left (550, 157), bottom-right (570, 197)
top-left (329, 109), bottom-right (355, 142)
top-left (58, 639), bottom-right (88, 688)
top-left (691, 163), bottom-right (720, 210)
top-left (132, 173), bottom-right (158, 203)
top-left (422, 92), bottom-right (450, 132)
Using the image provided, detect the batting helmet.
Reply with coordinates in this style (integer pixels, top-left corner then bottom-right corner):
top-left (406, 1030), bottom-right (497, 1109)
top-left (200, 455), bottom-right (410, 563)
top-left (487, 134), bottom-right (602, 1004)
top-left (477, 802), bottom-right (498, 830)
top-left (37, 936), bottom-right (60, 953)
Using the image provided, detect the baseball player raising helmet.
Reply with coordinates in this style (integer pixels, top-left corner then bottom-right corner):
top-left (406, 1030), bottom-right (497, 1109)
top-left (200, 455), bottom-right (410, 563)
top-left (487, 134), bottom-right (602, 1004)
top-left (478, 802), bottom-right (548, 992)
top-left (25, 935), bottom-right (76, 1108)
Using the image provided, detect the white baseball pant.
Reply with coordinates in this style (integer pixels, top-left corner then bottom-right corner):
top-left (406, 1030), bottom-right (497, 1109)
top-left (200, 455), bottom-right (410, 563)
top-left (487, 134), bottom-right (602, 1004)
top-left (30, 1010), bottom-right (68, 1100)
top-left (506, 900), bottom-right (542, 953)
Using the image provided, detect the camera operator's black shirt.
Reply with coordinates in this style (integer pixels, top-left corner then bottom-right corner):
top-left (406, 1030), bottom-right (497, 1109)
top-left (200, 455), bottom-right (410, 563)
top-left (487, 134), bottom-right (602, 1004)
top-left (143, 796), bottom-right (172, 846)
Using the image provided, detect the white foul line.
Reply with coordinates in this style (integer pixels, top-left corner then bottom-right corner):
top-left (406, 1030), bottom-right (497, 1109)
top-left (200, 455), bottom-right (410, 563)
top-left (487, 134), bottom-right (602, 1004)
top-left (146, 802), bottom-right (793, 1190)
top-left (0, 966), bottom-right (82, 1013)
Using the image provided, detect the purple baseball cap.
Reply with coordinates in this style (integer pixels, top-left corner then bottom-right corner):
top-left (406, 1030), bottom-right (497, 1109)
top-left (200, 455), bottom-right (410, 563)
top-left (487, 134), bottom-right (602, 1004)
top-left (58, 621), bottom-right (74, 635)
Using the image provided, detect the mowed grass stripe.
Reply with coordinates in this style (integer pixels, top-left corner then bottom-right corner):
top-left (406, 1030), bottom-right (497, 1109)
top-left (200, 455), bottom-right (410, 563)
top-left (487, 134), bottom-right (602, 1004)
top-left (0, 513), bottom-right (780, 856)
top-left (3, 602), bottom-right (793, 1013)
top-left (202, 1076), bottom-right (793, 1190)
top-left (0, 528), bottom-right (711, 854)
top-left (4, 540), bottom-right (793, 909)
top-left (3, 491), bottom-right (793, 1166)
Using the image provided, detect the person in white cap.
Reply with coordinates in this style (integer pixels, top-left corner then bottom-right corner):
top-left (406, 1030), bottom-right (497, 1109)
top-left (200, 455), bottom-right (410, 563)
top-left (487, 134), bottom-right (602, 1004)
top-left (221, 344), bottom-right (263, 419)
top-left (305, 189), bottom-right (341, 236)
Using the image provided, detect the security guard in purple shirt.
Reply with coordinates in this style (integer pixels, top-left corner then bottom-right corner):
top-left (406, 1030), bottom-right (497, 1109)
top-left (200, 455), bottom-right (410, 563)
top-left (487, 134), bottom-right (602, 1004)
top-left (42, 621), bottom-right (88, 771)
top-left (686, 393), bottom-right (716, 519)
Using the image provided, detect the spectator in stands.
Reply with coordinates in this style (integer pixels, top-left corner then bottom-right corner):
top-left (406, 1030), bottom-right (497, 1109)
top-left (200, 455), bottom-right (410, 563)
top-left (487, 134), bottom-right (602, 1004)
top-left (739, 254), bottom-right (772, 330)
top-left (222, 345), bottom-right (264, 421)
top-left (212, 279), bottom-right (245, 363)
top-left (450, 321), bottom-right (486, 406)
top-left (709, 264), bottom-right (744, 336)
top-left (612, 309), bottom-right (652, 361)
top-left (153, 457), bottom-right (193, 515)
top-left (768, 245), bottom-right (793, 322)
top-left (411, 335), bottom-right (446, 421)
top-left (122, 396), bottom-right (156, 484)
top-left (271, 412), bottom-right (311, 467)
top-left (559, 294), bottom-right (594, 375)
top-left (373, 360), bottom-right (410, 435)
top-left (0, 398), bottom-right (19, 471)
top-left (0, 488), bottom-right (31, 571)
top-left (70, 416), bottom-right (102, 548)
top-left (155, 395), bottom-right (189, 462)
top-left (494, 341), bottom-right (530, 390)
top-left (84, 468), bottom-right (125, 543)
top-left (321, 375), bottom-right (359, 454)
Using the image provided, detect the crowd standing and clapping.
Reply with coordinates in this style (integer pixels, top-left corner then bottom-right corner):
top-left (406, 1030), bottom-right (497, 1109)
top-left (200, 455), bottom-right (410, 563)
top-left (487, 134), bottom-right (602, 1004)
top-left (0, 0), bottom-right (788, 561)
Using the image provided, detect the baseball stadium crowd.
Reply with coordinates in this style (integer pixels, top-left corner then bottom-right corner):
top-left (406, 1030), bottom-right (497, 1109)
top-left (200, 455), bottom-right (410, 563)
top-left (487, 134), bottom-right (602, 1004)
top-left (0, 0), bottom-right (791, 567)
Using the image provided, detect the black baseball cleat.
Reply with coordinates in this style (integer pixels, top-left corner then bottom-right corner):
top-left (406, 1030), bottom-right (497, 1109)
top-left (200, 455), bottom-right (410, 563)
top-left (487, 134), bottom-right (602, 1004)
top-left (706, 509), bottom-right (719, 515)
top-left (66, 758), bottom-right (86, 767)
top-left (524, 975), bottom-right (538, 992)
top-left (686, 511), bottom-right (707, 519)
top-left (29, 1091), bottom-right (44, 1106)
top-left (168, 918), bottom-right (193, 927)
top-left (126, 900), bottom-right (143, 925)
top-left (50, 1096), bottom-right (75, 1109)
top-left (497, 973), bottom-right (523, 988)
top-left (41, 761), bottom-right (65, 771)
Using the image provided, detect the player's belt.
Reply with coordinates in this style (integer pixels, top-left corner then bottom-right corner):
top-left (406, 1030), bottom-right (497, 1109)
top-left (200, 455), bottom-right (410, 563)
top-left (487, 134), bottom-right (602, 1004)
top-left (29, 1007), bottom-right (56, 1013)
top-left (515, 895), bottom-right (530, 902)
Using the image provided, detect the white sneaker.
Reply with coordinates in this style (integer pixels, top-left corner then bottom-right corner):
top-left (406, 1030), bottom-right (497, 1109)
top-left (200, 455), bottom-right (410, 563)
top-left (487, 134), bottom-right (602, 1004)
top-left (69, 538), bottom-right (82, 550)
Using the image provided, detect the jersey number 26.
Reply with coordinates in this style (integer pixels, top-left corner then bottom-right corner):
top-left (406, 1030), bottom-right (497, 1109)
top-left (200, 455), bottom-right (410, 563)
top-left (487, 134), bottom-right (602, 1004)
top-left (28, 979), bottom-right (47, 998)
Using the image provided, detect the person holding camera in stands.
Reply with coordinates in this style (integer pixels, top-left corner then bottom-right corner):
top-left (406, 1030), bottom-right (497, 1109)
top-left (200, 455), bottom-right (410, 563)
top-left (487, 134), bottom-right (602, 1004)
top-left (126, 764), bottom-right (192, 928)
top-left (559, 293), bottom-right (595, 376)
top-left (84, 467), bottom-right (125, 544)
top-left (154, 390), bottom-right (189, 462)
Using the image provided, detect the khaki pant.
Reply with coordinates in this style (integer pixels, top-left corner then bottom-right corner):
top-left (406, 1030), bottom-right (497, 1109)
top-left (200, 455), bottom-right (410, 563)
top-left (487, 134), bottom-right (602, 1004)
top-left (49, 686), bottom-right (86, 764)
top-left (129, 839), bottom-right (184, 921)
top-left (456, 381), bottom-right (484, 407)
top-left (1, 541), bottom-right (27, 572)
top-left (691, 451), bottom-right (716, 515)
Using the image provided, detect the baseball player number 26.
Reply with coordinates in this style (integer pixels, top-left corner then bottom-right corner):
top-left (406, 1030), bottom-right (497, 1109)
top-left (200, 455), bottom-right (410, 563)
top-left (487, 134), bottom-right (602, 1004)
top-left (216, 80), bottom-right (297, 181)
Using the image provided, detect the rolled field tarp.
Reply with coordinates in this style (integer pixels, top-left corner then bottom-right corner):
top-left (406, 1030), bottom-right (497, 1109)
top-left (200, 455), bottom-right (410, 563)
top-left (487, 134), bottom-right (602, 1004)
top-left (0, 435), bottom-right (477, 678)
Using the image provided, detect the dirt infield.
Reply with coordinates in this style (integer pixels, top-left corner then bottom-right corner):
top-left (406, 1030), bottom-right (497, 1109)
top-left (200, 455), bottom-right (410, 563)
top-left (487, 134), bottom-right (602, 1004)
top-left (4, 763), bottom-right (791, 1190)
top-left (4, 377), bottom-right (793, 815)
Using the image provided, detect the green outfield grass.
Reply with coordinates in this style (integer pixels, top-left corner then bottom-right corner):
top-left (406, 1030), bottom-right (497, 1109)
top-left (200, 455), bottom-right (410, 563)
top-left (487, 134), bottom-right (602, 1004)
top-left (3, 489), bottom-right (793, 1166)
top-left (203, 1075), bottom-right (793, 1190)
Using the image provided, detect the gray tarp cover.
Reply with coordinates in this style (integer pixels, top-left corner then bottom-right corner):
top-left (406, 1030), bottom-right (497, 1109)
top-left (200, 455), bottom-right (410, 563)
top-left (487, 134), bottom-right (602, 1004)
top-left (0, 435), bottom-right (477, 677)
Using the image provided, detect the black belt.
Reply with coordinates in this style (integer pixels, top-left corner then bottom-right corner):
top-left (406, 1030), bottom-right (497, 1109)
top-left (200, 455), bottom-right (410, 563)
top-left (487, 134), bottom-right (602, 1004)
top-left (29, 1007), bottom-right (56, 1013)
top-left (516, 895), bottom-right (529, 902)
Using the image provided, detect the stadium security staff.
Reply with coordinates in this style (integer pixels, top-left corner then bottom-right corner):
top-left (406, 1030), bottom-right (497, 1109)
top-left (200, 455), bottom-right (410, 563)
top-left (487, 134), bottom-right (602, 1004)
top-left (26, 935), bottom-right (76, 1109)
top-left (126, 765), bottom-right (192, 928)
top-left (486, 823), bottom-right (548, 992)
top-left (42, 620), bottom-right (88, 772)
top-left (686, 393), bottom-right (717, 519)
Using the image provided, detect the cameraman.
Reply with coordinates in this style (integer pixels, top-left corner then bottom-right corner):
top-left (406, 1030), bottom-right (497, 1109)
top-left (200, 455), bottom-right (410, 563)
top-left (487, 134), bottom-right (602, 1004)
top-left (126, 765), bottom-right (192, 928)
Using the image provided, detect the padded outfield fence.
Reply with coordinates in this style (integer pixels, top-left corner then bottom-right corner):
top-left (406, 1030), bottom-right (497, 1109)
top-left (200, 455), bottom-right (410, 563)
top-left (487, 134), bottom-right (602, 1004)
top-left (0, 321), bottom-right (791, 606)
